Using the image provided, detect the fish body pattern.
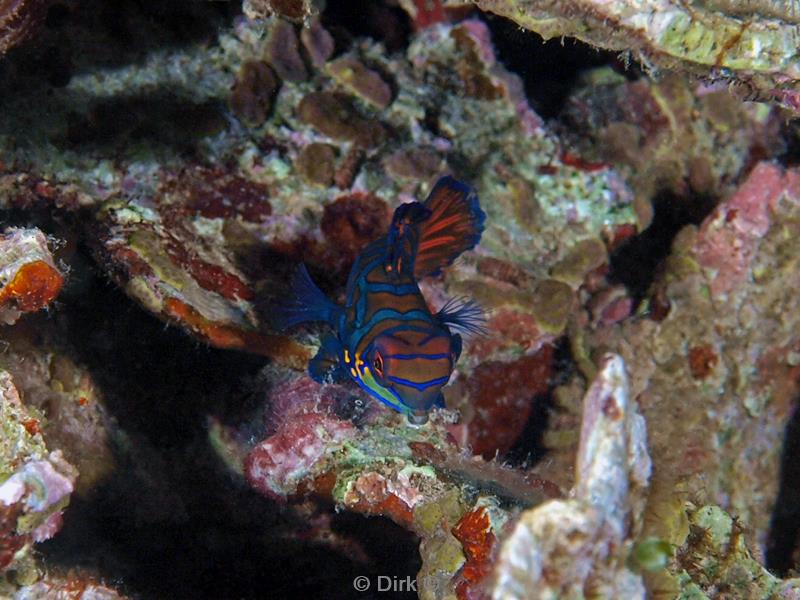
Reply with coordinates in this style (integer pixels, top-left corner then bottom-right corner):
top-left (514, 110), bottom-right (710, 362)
top-left (277, 176), bottom-right (486, 424)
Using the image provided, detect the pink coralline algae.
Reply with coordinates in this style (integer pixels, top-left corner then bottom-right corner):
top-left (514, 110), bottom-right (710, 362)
top-left (245, 412), bottom-right (356, 500)
top-left (575, 162), bottom-right (800, 556)
top-left (694, 162), bottom-right (800, 299)
top-left (238, 368), bottom-right (561, 598)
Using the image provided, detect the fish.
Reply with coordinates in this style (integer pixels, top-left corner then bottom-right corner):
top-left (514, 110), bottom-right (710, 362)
top-left (276, 176), bottom-right (486, 424)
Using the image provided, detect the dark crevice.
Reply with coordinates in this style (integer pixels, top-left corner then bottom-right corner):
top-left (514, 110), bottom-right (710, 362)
top-left (766, 398), bottom-right (800, 575)
top-left (322, 0), bottom-right (412, 54)
top-left (38, 247), bottom-right (421, 599)
top-left (781, 120), bottom-right (800, 167)
top-left (609, 191), bottom-right (717, 303)
top-left (504, 338), bottom-right (575, 467)
top-left (481, 13), bottom-right (637, 119)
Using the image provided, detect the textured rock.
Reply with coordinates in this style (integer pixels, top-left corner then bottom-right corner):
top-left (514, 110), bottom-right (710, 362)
top-left (0, 371), bottom-right (77, 582)
top-left (491, 354), bottom-right (650, 599)
top-left (584, 162), bottom-right (800, 550)
top-left (0, 229), bottom-right (63, 325)
top-left (472, 0), bottom-right (800, 114)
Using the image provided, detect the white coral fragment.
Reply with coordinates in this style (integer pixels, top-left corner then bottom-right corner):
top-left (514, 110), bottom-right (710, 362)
top-left (491, 354), bottom-right (651, 599)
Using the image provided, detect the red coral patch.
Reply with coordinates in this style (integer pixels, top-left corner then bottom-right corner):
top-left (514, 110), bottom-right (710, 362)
top-left (463, 345), bottom-right (554, 458)
top-left (321, 193), bottom-right (391, 262)
top-left (452, 506), bottom-right (495, 599)
top-left (0, 259), bottom-right (63, 311)
top-left (688, 344), bottom-right (718, 379)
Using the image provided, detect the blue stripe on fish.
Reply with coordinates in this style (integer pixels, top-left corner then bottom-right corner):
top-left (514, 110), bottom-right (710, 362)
top-left (387, 375), bottom-right (451, 391)
top-left (276, 175), bottom-right (485, 424)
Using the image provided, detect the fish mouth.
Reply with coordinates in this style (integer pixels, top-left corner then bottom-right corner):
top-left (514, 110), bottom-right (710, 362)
top-left (406, 410), bottom-right (428, 426)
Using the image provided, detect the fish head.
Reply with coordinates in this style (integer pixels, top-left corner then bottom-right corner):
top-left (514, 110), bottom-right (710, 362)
top-left (360, 328), bottom-right (457, 424)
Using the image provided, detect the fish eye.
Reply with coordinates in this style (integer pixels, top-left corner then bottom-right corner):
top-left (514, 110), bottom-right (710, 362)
top-left (373, 353), bottom-right (384, 375)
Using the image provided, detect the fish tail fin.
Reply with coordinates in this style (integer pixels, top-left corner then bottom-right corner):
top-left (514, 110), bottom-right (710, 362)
top-left (437, 296), bottom-right (487, 336)
top-left (413, 176), bottom-right (485, 279)
top-left (272, 264), bottom-right (340, 330)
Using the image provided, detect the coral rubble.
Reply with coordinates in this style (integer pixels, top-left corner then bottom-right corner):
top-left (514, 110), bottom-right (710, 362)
top-left (0, 0), bottom-right (798, 596)
top-left (469, 0), bottom-right (800, 113)
top-left (0, 228), bottom-right (63, 325)
top-left (491, 354), bottom-right (651, 599)
top-left (0, 370), bottom-right (76, 586)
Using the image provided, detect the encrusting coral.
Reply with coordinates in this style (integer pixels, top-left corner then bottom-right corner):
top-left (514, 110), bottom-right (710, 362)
top-left (467, 0), bottom-right (800, 114)
top-left (0, 0), bottom-right (799, 596)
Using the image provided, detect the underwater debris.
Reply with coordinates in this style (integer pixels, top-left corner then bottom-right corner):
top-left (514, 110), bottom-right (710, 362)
top-left (0, 229), bottom-right (63, 325)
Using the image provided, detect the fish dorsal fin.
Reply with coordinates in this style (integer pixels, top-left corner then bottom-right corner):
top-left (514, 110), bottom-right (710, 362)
top-left (413, 176), bottom-right (485, 279)
top-left (384, 201), bottom-right (431, 277)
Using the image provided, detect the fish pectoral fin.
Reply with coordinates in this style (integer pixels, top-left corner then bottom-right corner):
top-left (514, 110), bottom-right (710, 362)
top-left (437, 297), bottom-right (487, 337)
top-left (309, 334), bottom-right (348, 383)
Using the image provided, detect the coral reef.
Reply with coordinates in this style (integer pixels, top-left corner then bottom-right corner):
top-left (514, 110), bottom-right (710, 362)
top-left (557, 69), bottom-right (785, 221)
top-left (646, 504), bottom-right (800, 599)
top-left (0, 0), bottom-right (798, 596)
top-left (491, 354), bottom-right (650, 598)
top-left (469, 0), bottom-right (800, 113)
top-left (239, 365), bottom-right (562, 599)
top-left (0, 228), bottom-right (63, 325)
top-left (0, 370), bottom-right (77, 585)
top-left (586, 162), bottom-right (800, 549)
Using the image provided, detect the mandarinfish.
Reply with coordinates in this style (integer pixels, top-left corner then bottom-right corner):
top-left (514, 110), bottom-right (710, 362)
top-left (276, 176), bottom-right (486, 424)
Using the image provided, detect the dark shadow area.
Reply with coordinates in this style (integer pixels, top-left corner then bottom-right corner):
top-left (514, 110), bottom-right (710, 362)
top-left (322, 0), bottom-right (412, 54)
top-left (482, 13), bottom-right (635, 119)
top-left (609, 191), bottom-right (717, 303)
top-left (5, 0), bottom-right (239, 82)
top-left (782, 119), bottom-right (800, 167)
top-left (504, 338), bottom-right (575, 467)
top-left (37, 246), bottom-right (420, 599)
top-left (766, 398), bottom-right (800, 575)
top-left (58, 93), bottom-right (227, 156)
